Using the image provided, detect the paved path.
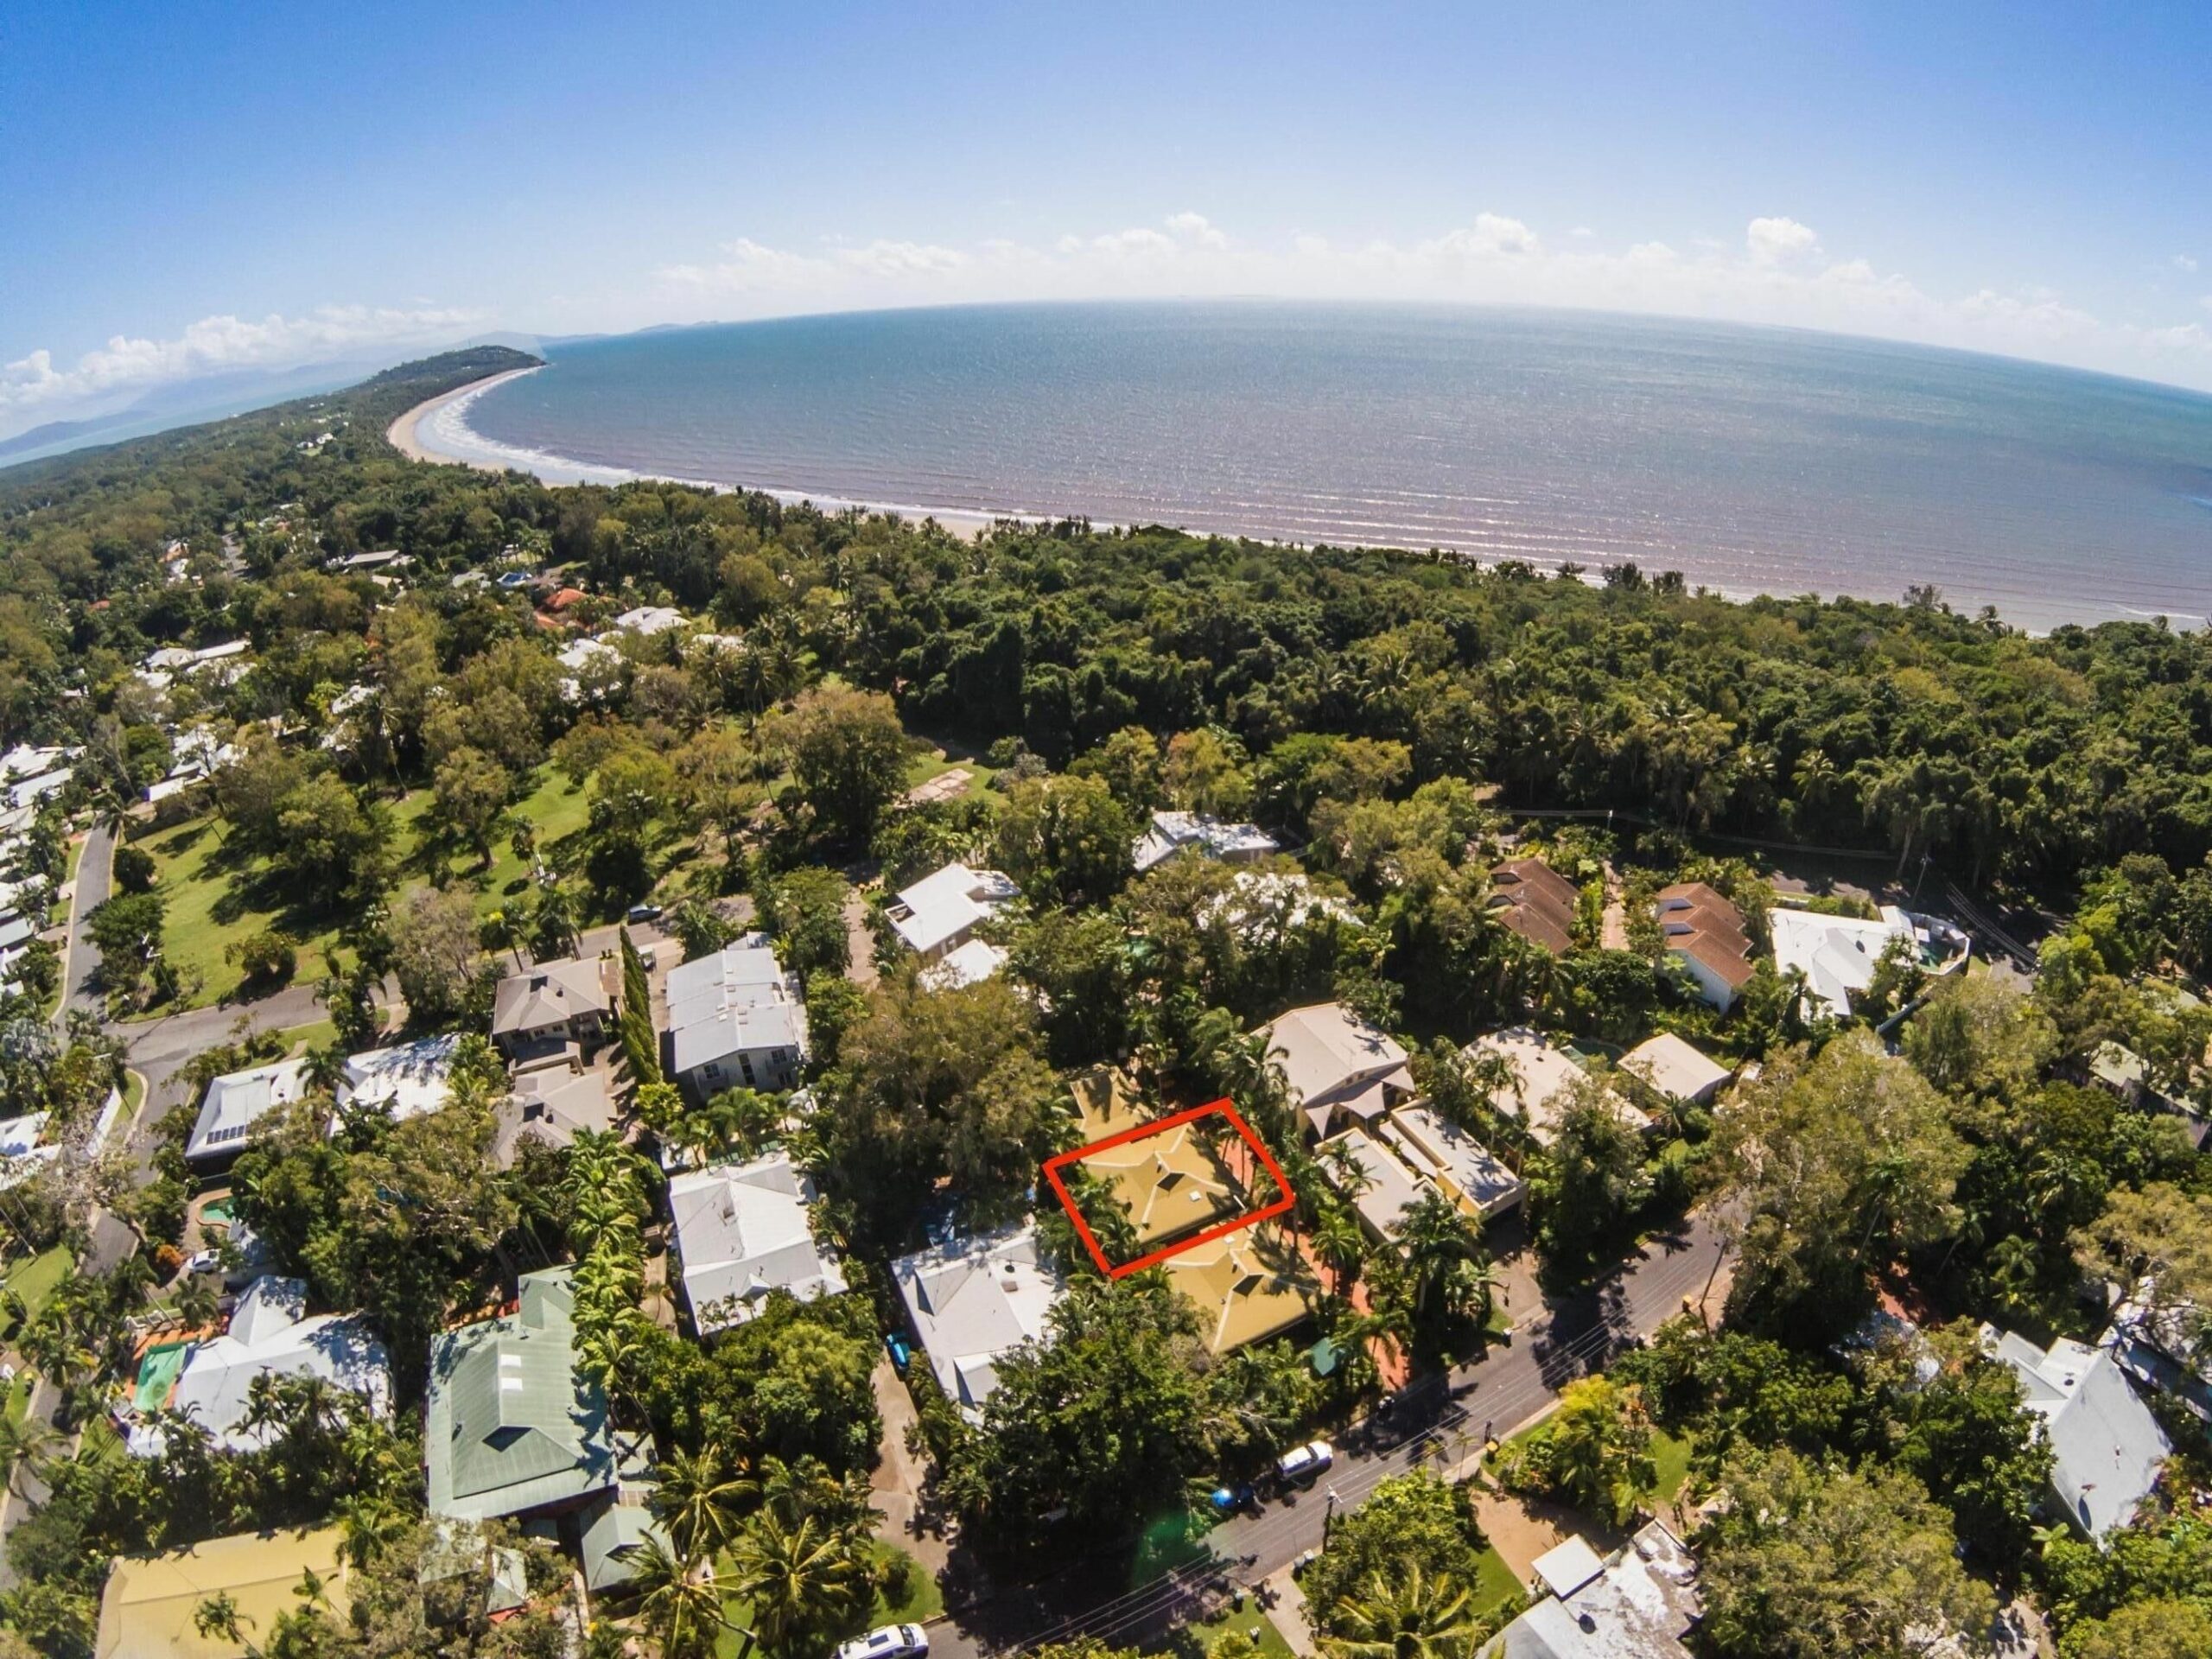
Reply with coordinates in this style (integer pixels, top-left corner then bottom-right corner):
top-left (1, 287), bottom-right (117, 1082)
top-left (919, 1211), bottom-right (1732, 1658)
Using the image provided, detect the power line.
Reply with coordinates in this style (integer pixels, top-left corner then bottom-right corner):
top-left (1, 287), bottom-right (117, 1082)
top-left (996, 1315), bottom-right (1635, 1655)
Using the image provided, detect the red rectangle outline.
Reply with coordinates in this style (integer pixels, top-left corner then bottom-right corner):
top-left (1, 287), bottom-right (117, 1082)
top-left (1042, 1097), bottom-right (1296, 1279)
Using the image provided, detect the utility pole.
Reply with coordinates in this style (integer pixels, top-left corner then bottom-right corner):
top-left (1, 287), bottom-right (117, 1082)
top-left (1323, 1485), bottom-right (1339, 1542)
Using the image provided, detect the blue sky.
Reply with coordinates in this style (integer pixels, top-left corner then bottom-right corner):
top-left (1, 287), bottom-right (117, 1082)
top-left (3, 0), bottom-right (2209, 435)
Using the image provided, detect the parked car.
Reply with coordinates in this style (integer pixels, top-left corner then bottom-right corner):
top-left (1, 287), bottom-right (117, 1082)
top-left (836, 1625), bottom-right (929, 1659)
top-left (1276, 1440), bottom-right (1333, 1484)
top-left (1210, 1481), bottom-right (1259, 1516)
top-left (626, 902), bottom-right (664, 925)
top-left (884, 1333), bottom-right (912, 1372)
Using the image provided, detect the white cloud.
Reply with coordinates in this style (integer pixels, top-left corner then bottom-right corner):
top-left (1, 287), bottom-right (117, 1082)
top-left (1746, 215), bottom-right (1821, 265)
top-left (2175, 254), bottom-right (2200, 273)
top-left (643, 210), bottom-right (2212, 389)
top-left (0, 303), bottom-right (480, 424)
top-left (1165, 212), bottom-right (1229, 250)
top-left (834, 239), bottom-right (968, 277)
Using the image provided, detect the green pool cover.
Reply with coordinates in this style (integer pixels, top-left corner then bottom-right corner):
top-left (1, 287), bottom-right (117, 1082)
top-left (133, 1340), bottom-right (190, 1413)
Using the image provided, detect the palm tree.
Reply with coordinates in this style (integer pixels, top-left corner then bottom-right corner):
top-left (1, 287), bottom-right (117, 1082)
top-left (1397, 1192), bottom-right (1486, 1323)
top-left (0, 1413), bottom-right (61, 1498)
top-left (627, 1534), bottom-right (728, 1659)
top-left (726, 1506), bottom-right (868, 1656)
top-left (1312, 1201), bottom-right (1368, 1294)
top-left (652, 1445), bottom-right (759, 1563)
top-left (333, 1491), bottom-right (410, 1569)
top-left (1318, 1564), bottom-right (1478, 1659)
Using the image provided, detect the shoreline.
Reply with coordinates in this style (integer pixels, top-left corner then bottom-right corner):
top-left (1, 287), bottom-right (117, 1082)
top-left (384, 372), bottom-right (2197, 633)
top-left (390, 369), bottom-right (1017, 541)
top-left (385, 366), bottom-right (543, 464)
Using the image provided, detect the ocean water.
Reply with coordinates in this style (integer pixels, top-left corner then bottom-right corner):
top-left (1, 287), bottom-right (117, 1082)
top-left (428, 302), bottom-right (2212, 631)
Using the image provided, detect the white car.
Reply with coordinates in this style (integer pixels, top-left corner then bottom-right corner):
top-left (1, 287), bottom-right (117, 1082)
top-left (1276, 1440), bottom-right (1334, 1483)
top-left (837, 1624), bottom-right (929, 1659)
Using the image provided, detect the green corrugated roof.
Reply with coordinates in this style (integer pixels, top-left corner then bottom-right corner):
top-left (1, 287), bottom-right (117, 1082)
top-left (425, 1267), bottom-right (615, 1521)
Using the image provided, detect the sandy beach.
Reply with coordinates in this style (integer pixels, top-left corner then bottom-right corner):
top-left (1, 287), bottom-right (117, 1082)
top-left (388, 365), bottom-right (998, 538)
top-left (385, 366), bottom-right (541, 467)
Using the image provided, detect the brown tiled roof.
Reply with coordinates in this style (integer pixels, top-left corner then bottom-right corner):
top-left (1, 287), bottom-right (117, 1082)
top-left (1491, 856), bottom-right (1578, 957)
top-left (1668, 929), bottom-right (1757, 988)
top-left (1655, 882), bottom-right (1754, 987)
top-left (1662, 902), bottom-right (1750, 956)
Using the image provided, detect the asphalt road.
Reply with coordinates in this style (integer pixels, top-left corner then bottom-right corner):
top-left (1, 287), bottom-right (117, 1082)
top-left (930, 1210), bottom-right (1732, 1659)
top-left (59, 819), bottom-right (112, 1020)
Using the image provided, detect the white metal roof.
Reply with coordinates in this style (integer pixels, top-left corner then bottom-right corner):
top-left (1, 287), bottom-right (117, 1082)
top-left (893, 1221), bottom-right (1064, 1418)
top-left (1618, 1034), bottom-right (1732, 1104)
top-left (667, 1154), bottom-right (846, 1332)
top-left (133, 1276), bottom-right (391, 1457)
top-left (187, 1059), bottom-right (311, 1163)
top-left (887, 862), bottom-right (1019, 958)
top-left (336, 1033), bottom-right (459, 1123)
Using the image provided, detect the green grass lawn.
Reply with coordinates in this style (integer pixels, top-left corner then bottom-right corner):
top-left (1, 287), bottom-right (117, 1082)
top-left (1650, 1428), bottom-right (1694, 1504)
top-left (134, 817), bottom-right (344, 1008)
top-left (869, 1542), bottom-right (943, 1624)
top-left (1169, 1599), bottom-right (1297, 1658)
top-left (1471, 1543), bottom-right (1525, 1616)
top-left (1, 1244), bottom-right (75, 1430)
top-left (132, 766), bottom-right (614, 1010)
top-left (905, 749), bottom-right (1001, 804)
top-left (278, 1018), bottom-right (336, 1056)
top-left (709, 1542), bottom-right (942, 1658)
top-left (3, 1245), bottom-right (76, 1332)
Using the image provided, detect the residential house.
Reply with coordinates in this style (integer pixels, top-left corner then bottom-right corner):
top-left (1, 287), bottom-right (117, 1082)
top-left (491, 957), bottom-right (614, 1061)
top-left (579, 1489), bottom-right (671, 1598)
top-left (1160, 1228), bottom-right (1317, 1356)
top-left (2106, 1294), bottom-right (2212, 1428)
top-left (128, 1275), bottom-right (391, 1456)
top-left (1490, 855), bottom-right (1580, 956)
top-left (494, 1063), bottom-right (620, 1165)
top-left (1261, 1001), bottom-right (1414, 1140)
top-left (1070, 1099), bottom-right (1319, 1351)
top-left (186, 1058), bottom-right (312, 1169)
top-left (1381, 1105), bottom-right (1524, 1219)
top-left (886, 861), bottom-right (1020, 982)
top-left (1319, 1126), bottom-right (1429, 1240)
top-left (336, 1033), bottom-right (460, 1124)
top-left (1482, 1522), bottom-right (1700, 1659)
top-left (613, 604), bottom-right (686, 635)
top-left (555, 635), bottom-right (623, 702)
top-left (0, 742), bottom-right (72, 784)
top-left (1618, 1033), bottom-right (1732, 1109)
top-left (1767, 904), bottom-right (1912, 1019)
top-left (0, 1086), bottom-right (124, 1192)
top-left (2087, 1042), bottom-right (2209, 1150)
top-left (1202, 870), bottom-right (1361, 944)
top-left (893, 1222), bottom-right (1065, 1421)
top-left (1464, 1028), bottom-right (1649, 1147)
top-left (667, 1154), bottom-right (847, 1333)
top-left (663, 935), bottom-right (809, 1098)
top-left (1132, 809), bottom-right (1281, 874)
top-left (426, 1268), bottom-right (625, 1522)
top-left (327, 549), bottom-right (411, 575)
top-left (1655, 883), bottom-right (1754, 1012)
top-left (96, 1526), bottom-right (351, 1659)
top-left (1984, 1325), bottom-right (2171, 1541)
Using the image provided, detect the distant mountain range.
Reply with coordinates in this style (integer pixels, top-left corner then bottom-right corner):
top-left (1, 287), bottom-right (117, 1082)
top-left (0, 331), bottom-right (549, 466)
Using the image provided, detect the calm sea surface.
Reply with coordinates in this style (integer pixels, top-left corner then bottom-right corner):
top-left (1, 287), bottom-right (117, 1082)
top-left (427, 302), bottom-right (2212, 631)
